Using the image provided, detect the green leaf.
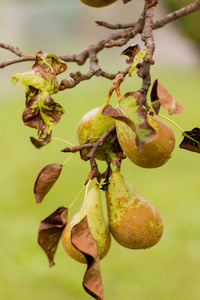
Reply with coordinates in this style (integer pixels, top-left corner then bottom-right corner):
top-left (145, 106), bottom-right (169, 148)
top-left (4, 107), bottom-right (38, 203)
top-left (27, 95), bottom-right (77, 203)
top-left (129, 49), bottom-right (147, 74)
top-left (118, 92), bottom-right (156, 149)
top-left (11, 71), bottom-right (52, 92)
top-left (102, 92), bottom-right (156, 151)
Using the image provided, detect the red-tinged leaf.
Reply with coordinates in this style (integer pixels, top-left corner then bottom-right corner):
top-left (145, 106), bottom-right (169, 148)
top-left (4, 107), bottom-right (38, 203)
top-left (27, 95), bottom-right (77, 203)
top-left (71, 216), bottom-right (103, 300)
top-left (179, 128), bottom-right (200, 153)
top-left (151, 80), bottom-right (186, 115)
top-left (38, 206), bottom-right (68, 267)
top-left (34, 164), bottom-right (62, 203)
top-left (30, 133), bottom-right (52, 148)
top-left (145, 0), bottom-right (158, 8)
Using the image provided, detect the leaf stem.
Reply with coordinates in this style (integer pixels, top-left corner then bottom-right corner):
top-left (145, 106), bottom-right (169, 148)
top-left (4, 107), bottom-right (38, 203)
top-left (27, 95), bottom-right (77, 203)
top-left (52, 137), bottom-right (74, 146)
top-left (158, 113), bottom-right (200, 145)
top-left (68, 184), bottom-right (87, 211)
top-left (62, 153), bottom-right (77, 166)
top-left (157, 113), bottom-right (184, 134)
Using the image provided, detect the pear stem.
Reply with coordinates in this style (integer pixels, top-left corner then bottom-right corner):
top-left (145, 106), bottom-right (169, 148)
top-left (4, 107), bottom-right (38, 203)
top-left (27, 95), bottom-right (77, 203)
top-left (68, 184), bottom-right (87, 211)
top-left (157, 113), bottom-right (184, 134)
top-left (62, 152), bottom-right (77, 166)
top-left (158, 113), bottom-right (199, 145)
top-left (52, 137), bottom-right (74, 147)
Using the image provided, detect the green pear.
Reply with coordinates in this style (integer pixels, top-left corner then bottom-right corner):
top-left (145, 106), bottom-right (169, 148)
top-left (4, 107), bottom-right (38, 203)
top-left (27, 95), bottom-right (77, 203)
top-left (116, 115), bottom-right (175, 168)
top-left (77, 102), bottom-right (117, 161)
top-left (105, 169), bottom-right (163, 249)
top-left (62, 184), bottom-right (111, 263)
top-left (80, 0), bottom-right (117, 8)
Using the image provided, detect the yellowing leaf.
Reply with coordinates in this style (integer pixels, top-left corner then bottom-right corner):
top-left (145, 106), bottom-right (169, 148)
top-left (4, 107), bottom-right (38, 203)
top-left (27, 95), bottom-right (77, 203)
top-left (129, 49), bottom-right (147, 74)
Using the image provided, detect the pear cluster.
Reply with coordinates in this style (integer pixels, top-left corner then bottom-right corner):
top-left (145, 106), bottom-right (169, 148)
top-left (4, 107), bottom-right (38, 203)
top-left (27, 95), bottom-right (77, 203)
top-left (62, 97), bottom-right (176, 263)
top-left (61, 169), bottom-right (163, 263)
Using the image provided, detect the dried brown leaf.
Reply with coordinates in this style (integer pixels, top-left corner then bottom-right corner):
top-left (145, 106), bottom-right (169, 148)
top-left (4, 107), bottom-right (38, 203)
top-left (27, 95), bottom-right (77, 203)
top-left (30, 133), bottom-right (52, 148)
top-left (71, 216), bottom-right (103, 300)
top-left (120, 44), bottom-right (140, 64)
top-left (34, 164), bottom-right (62, 203)
top-left (151, 80), bottom-right (186, 115)
top-left (38, 206), bottom-right (68, 267)
top-left (145, 0), bottom-right (158, 8)
top-left (179, 128), bottom-right (200, 153)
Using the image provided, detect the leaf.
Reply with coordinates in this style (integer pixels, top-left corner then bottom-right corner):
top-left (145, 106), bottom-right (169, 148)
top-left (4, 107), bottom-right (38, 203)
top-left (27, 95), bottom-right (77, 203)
top-left (129, 49), bottom-right (147, 74)
top-left (34, 50), bottom-right (68, 76)
top-left (38, 206), bottom-right (68, 267)
top-left (11, 71), bottom-right (53, 92)
top-left (30, 133), bottom-right (52, 149)
top-left (145, 0), bottom-right (158, 8)
top-left (34, 164), bottom-right (63, 203)
top-left (11, 50), bottom-right (67, 140)
top-left (179, 128), bottom-right (200, 153)
top-left (102, 92), bottom-right (156, 151)
top-left (23, 89), bottom-right (64, 139)
top-left (120, 44), bottom-right (140, 65)
top-left (71, 216), bottom-right (103, 300)
top-left (151, 80), bottom-right (186, 115)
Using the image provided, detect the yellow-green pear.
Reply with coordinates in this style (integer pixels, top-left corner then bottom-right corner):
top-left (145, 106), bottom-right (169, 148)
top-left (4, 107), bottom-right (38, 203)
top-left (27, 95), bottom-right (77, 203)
top-left (62, 184), bottom-right (111, 263)
top-left (77, 102), bottom-right (117, 161)
top-left (116, 115), bottom-right (175, 168)
top-left (80, 0), bottom-right (117, 8)
top-left (105, 169), bottom-right (163, 249)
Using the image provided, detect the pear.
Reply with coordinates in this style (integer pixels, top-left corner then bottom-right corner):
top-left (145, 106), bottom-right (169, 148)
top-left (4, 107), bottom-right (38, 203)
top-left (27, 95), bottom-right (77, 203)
top-left (116, 115), bottom-right (175, 168)
top-left (62, 184), bottom-right (111, 263)
top-left (80, 0), bottom-right (117, 8)
top-left (77, 102), bottom-right (117, 161)
top-left (105, 169), bottom-right (163, 249)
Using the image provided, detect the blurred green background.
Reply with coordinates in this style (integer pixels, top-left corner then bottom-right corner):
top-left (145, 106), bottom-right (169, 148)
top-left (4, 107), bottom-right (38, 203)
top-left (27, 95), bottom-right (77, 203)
top-left (1, 1), bottom-right (200, 300)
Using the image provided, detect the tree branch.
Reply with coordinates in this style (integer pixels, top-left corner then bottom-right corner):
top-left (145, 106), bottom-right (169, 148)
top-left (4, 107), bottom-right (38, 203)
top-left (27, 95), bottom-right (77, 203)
top-left (1, 0), bottom-right (200, 89)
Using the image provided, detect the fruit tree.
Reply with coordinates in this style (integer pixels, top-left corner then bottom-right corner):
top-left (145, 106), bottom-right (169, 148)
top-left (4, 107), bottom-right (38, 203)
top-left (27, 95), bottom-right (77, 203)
top-left (1, 1), bottom-right (200, 299)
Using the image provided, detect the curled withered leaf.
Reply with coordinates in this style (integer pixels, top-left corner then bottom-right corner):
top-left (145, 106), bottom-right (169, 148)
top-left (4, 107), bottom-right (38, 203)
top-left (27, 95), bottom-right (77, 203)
top-left (102, 92), bottom-right (156, 151)
top-left (38, 206), bottom-right (68, 267)
top-left (11, 50), bottom-right (67, 141)
top-left (34, 164), bottom-right (63, 203)
top-left (151, 80), bottom-right (186, 115)
top-left (102, 104), bottom-right (136, 132)
top-left (30, 133), bottom-right (52, 148)
top-left (120, 44), bottom-right (140, 65)
top-left (179, 128), bottom-right (200, 154)
top-left (23, 89), bottom-right (65, 140)
top-left (71, 216), bottom-right (103, 300)
top-left (122, 0), bottom-right (132, 3)
top-left (150, 80), bottom-right (161, 114)
top-left (145, 0), bottom-right (158, 8)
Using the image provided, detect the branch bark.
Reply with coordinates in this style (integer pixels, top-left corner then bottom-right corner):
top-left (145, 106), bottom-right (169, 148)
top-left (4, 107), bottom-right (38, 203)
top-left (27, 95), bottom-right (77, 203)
top-left (0, 1), bottom-right (200, 89)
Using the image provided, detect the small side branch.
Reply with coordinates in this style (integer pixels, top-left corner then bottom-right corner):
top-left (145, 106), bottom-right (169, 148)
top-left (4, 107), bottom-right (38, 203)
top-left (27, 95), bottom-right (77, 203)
top-left (61, 124), bottom-right (116, 160)
top-left (153, 0), bottom-right (200, 29)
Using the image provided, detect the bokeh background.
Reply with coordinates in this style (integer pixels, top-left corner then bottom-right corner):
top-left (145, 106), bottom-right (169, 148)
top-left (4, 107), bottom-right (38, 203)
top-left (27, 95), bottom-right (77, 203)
top-left (1, 1), bottom-right (200, 299)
